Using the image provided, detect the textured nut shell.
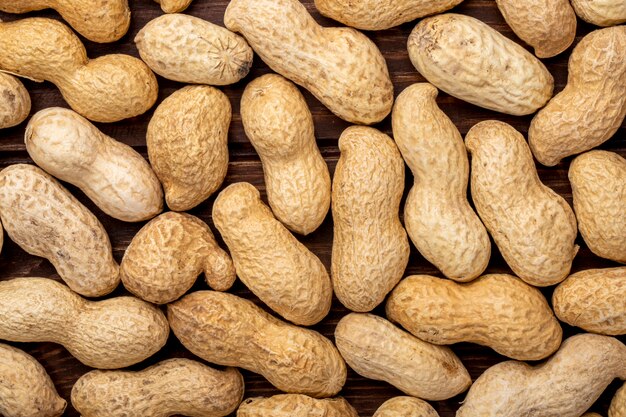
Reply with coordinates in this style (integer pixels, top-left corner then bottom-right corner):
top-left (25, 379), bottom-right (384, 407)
top-left (0, 73), bottom-right (30, 129)
top-left (240, 74), bottom-right (330, 235)
top-left (25, 107), bottom-right (163, 222)
top-left (0, 343), bottom-right (66, 417)
top-left (212, 182), bottom-right (332, 325)
top-left (569, 151), bottom-right (626, 263)
top-left (71, 358), bottom-right (244, 417)
top-left (457, 334), bottom-right (626, 417)
top-left (0, 18), bottom-right (157, 123)
top-left (335, 313), bottom-right (471, 401)
top-left (332, 127), bottom-right (409, 312)
top-left (386, 275), bottom-right (563, 360)
top-left (167, 291), bottom-right (347, 397)
top-left (135, 14), bottom-right (252, 85)
top-left (121, 212), bottom-right (235, 304)
top-left (553, 267), bottom-right (626, 335)
top-left (392, 83), bottom-right (489, 282)
top-left (237, 395), bottom-right (358, 417)
top-left (224, 0), bottom-right (393, 125)
top-left (153, 0), bottom-right (193, 13)
top-left (495, 0), bottom-right (576, 58)
top-left (373, 397), bottom-right (439, 417)
top-left (0, 278), bottom-right (169, 369)
top-left (408, 13), bottom-right (553, 116)
top-left (147, 85), bottom-right (230, 211)
top-left (571, 0), bottom-right (626, 26)
top-left (0, 164), bottom-right (119, 297)
top-left (611, 383), bottom-right (626, 417)
top-left (466, 121), bottom-right (578, 286)
top-left (529, 26), bottom-right (626, 166)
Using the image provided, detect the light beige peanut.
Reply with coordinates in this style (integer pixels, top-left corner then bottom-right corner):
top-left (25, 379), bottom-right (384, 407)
top-left (0, 278), bottom-right (169, 369)
top-left (212, 182), bottom-right (332, 325)
top-left (386, 274), bottom-right (562, 360)
top-left (0, 73), bottom-right (30, 129)
top-left (374, 397), bottom-right (439, 417)
top-left (120, 212), bottom-right (236, 305)
top-left (457, 334), bottom-right (626, 417)
top-left (571, 0), bottom-right (626, 26)
top-left (335, 313), bottom-right (471, 401)
top-left (408, 13), bottom-right (553, 116)
top-left (237, 395), bottom-right (358, 417)
top-left (167, 291), bottom-right (347, 397)
top-left (0, 18), bottom-right (157, 122)
top-left (147, 85), bottom-right (230, 211)
top-left (529, 26), bottom-right (626, 166)
top-left (392, 83), bottom-right (489, 282)
top-left (569, 151), bottom-right (626, 263)
top-left (153, 0), bottom-right (192, 13)
top-left (611, 383), bottom-right (626, 417)
top-left (553, 267), bottom-right (626, 335)
top-left (224, 0), bottom-right (393, 125)
top-left (25, 107), bottom-right (163, 222)
top-left (0, 164), bottom-right (119, 297)
top-left (332, 126), bottom-right (409, 312)
top-left (241, 74), bottom-right (330, 235)
top-left (71, 358), bottom-right (244, 417)
top-left (466, 120), bottom-right (578, 286)
top-left (135, 14), bottom-right (252, 85)
top-left (0, 343), bottom-right (66, 417)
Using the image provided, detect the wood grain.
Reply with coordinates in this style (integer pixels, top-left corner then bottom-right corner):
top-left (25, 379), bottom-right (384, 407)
top-left (0, 1), bottom-right (624, 416)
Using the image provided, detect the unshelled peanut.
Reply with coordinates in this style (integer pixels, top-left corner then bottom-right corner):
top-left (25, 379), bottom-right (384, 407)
top-left (0, 73), bottom-right (30, 129)
top-left (373, 397), bottom-right (439, 417)
top-left (611, 383), bottom-right (626, 417)
top-left (571, 0), bottom-right (626, 26)
top-left (153, 0), bottom-right (192, 13)
top-left (237, 395), bottom-right (358, 417)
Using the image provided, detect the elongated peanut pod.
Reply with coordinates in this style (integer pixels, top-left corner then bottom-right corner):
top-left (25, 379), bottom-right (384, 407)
top-left (237, 395), bottom-right (358, 417)
top-left (611, 383), bottom-right (626, 417)
top-left (153, 0), bottom-right (193, 13)
top-left (0, 72), bottom-right (30, 129)
top-left (571, 0), bottom-right (626, 26)
top-left (374, 397), bottom-right (439, 417)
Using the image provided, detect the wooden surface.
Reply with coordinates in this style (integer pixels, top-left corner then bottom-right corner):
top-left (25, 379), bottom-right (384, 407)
top-left (0, 1), bottom-right (625, 416)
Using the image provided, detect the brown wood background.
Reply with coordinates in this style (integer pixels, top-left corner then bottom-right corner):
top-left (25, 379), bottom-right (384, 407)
top-left (0, 1), bottom-right (625, 416)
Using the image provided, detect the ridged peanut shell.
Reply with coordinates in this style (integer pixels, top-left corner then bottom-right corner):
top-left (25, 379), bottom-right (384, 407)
top-left (611, 383), bottom-right (626, 417)
top-left (571, 0), bottom-right (626, 26)
top-left (374, 397), bottom-right (439, 417)
top-left (0, 73), bottom-right (30, 129)
top-left (153, 0), bottom-right (193, 13)
top-left (237, 395), bottom-right (358, 417)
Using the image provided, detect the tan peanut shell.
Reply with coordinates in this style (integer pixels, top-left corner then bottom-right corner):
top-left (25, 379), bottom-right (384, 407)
top-left (495, 0), bottom-right (576, 58)
top-left (611, 383), bottom-right (626, 417)
top-left (167, 291), bottom-right (347, 398)
top-left (0, 73), bottom-right (30, 129)
top-left (135, 14), bottom-right (252, 85)
top-left (0, 164), bottom-right (119, 297)
top-left (0, 278), bottom-right (169, 369)
top-left (153, 0), bottom-right (192, 13)
top-left (373, 397), bottom-right (439, 417)
top-left (0, 0), bottom-right (130, 43)
top-left (0, 18), bottom-right (157, 123)
top-left (224, 0), bottom-right (393, 125)
top-left (529, 26), bottom-right (626, 166)
top-left (121, 212), bottom-right (236, 304)
top-left (466, 120), bottom-right (578, 286)
top-left (313, 0), bottom-right (464, 30)
top-left (212, 182), bottom-right (332, 325)
top-left (72, 358), bottom-right (244, 417)
top-left (332, 126), bottom-right (409, 312)
top-left (241, 74), bottom-right (330, 235)
top-left (335, 313), bottom-right (471, 401)
top-left (457, 333), bottom-right (626, 417)
top-left (408, 13), bottom-right (553, 116)
top-left (386, 274), bottom-right (562, 360)
top-left (0, 343), bottom-right (66, 417)
top-left (553, 268), bottom-right (626, 335)
top-left (569, 151), bottom-right (626, 263)
top-left (147, 86), bottom-right (230, 211)
top-left (571, 0), bottom-right (626, 26)
top-left (237, 395), bottom-right (358, 417)
top-left (25, 107), bottom-right (163, 222)
top-left (392, 83), bottom-right (489, 282)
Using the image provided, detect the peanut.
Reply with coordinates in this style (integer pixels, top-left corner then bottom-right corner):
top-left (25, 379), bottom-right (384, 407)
top-left (167, 290), bottom-right (346, 397)
top-left (0, 343), bottom-right (66, 417)
top-left (135, 14), bottom-right (252, 86)
top-left (335, 313), bottom-right (471, 401)
top-left (120, 212), bottom-right (236, 304)
top-left (240, 74), bottom-right (330, 235)
top-left (237, 395), bottom-right (358, 417)
top-left (373, 397), bottom-right (439, 417)
top-left (212, 182), bottom-right (332, 325)
top-left (529, 26), bottom-right (626, 166)
top-left (332, 126), bottom-right (409, 312)
top-left (0, 164), bottom-right (119, 297)
top-left (0, 278), bottom-right (169, 369)
top-left (457, 334), bottom-right (626, 417)
top-left (25, 107), bottom-right (163, 222)
top-left (71, 358), bottom-right (244, 417)
top-left (153, 0), bottom-right (192, 13)
top-left (0, 17), bottom-right (157, 122)
top-left (611, 383), bottom-right (626, 417)
top-left (465, 120), bottom-right (578, 286)
top-left (571, 0), bottom-right (626, 26)
top-left (0, 73), bottom-right (30, 129)
top-left (386, 274), bottom-right (562, 360)
top-left (392, 83), bottom-right (490, 282)
top-left (224, 0), bottom-right (393, 125)
top-left (408, 13), bottom-right (553, 115)
top-left (569, 151), bottom-right (626, 263)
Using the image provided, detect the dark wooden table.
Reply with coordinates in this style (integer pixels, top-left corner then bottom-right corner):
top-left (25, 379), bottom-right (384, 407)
top-left (0, 1), bottom-right (624, 416)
